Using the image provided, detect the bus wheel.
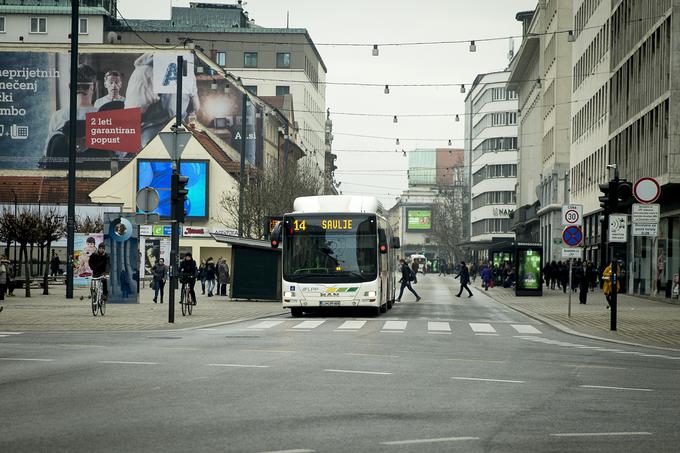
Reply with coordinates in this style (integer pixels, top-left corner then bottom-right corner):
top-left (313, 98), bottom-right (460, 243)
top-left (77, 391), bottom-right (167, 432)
top-left (380, 303), bottom-right (387, 313)
top-left (387, 299), bottom-right (393, 310)
top-left (291, 308), bottom-right (303, 317)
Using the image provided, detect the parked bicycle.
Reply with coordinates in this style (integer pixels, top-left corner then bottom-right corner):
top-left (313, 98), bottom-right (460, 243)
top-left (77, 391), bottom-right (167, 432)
top-left (90, 276), bottom-right (107, 316)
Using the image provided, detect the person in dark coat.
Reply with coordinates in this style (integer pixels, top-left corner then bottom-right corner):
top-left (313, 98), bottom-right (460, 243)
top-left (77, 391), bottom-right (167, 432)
top-left (572, 260), bottom-right (583, 292)
top-left (579, 262), bottom-right (590, 304)
top-left (50, 251), bottom-right (61, 279)
top-left (455, 261), bottom-right (473, 298)
top-left (205, 257), bottom-right (216, 297)
top-left (550, 261), bottom-right (558, 289)
top-left (397, 259), bottom-right (421, 302)
top-left (559, 262), bottom-right (569, 293)
top-left (88, 243), bottom-right (110, 298)
top-left (152, 258), bottom-right (167, 303)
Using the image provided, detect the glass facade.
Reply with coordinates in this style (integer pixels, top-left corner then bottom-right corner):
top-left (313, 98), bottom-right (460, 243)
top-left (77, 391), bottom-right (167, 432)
top-left (628, 217), bottom-right (680, 298)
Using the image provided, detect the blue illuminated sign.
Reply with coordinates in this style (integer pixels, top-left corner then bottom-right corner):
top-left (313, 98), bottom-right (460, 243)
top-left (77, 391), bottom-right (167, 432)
top-left (137, 160), bottom-right (209, 219)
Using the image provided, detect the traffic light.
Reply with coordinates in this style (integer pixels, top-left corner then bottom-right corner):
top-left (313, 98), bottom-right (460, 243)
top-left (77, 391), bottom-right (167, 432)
top-left (598, 182), bottom-right (613, 212)
top-left (171, 173), bottom-right (190, 223)
top-left (599, 178), bottom-right (633, 214)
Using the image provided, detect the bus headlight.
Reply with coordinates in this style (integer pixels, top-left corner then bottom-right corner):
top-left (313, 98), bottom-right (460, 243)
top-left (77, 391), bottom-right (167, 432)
top-left (365, 291), bottom-right (377, 298)
top-left (284, 291), bottom-right (295, 298)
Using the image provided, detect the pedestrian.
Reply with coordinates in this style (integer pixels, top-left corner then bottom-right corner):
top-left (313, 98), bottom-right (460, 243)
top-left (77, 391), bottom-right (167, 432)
top-left (572, 260), bottom-right (583, 293)
top-left (455, 261), bottom-right (473, 298)
top-left (6, 261), bottom-right (15, 297)
top-left (587, 261), bottom-right (597, 292)
top-left (397, 259), bottom-right (421, 302)
top-left (470, 262), bottom-right (477, 282)
top-left (579, 262), bottom-right (589, 304)
top-left (602, 262), bottom-right (621, 308)
top-left (205, 257), bottom-right (216, 297)
top-left (0, 256), bottom-right (8, 301)
top-left (151, 258), bottom-right (167, 303)
top-left (480, 263), bottom-right (492, 291)
top-left (439, 259), bottom-right (448, 276)
top-left (217, 258), bottom-right (230, 296)
top-left (50, 250), bottom-right (61, 280)
top-left (198, 259), bottom-right (207, 295)
top-left (410, 259), bottom-right (419, 283)
top-left (560, 262), bottom-right (569, 293)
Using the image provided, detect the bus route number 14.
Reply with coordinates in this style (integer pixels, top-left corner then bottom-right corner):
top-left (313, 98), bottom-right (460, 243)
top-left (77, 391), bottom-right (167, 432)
top-left (293, 220), bottom-right (307, 231)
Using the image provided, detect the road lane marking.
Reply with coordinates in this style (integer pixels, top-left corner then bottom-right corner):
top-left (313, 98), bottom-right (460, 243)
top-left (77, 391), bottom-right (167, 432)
top-left (324, 369), bottom-right (391, 376)
top-left (99, 361), bottom-right (158, 365)
top-left (0, 357), bottom-right (54, 362)
top-left (337, 320), bottom-right (367, 330)
top-left (428, 322), bottom-right (451, 332)
top-left (240, 349), bottom-right (296, 353)
top-left (286, 329), bottom-right (312, 332)
top-left (447, 358), bottom-right (505, 364)
top-left (451, 376), bottom-right (525, 384)
top-left (0, 335), bottom-right (10, 337)
top-left (346, 353), bottom-right (399, 358)
top-left (257, 449), bottom-right (315, 453)
top-left (562, 364), bottom-right (626, 370)
top-left (469, 323), bottom-right (496, 333)
top-left (579, 385), bottom-right (653, 392)
top-left (382, 321), bottom-right (407, 330)
top-left (160, 347), bottom-right (201, 351)
top-left (474, 333), bottom-right (499, 336)
top-left (511, 324), bottom-right (542, 334)
top-left (550, 432), bottom-right (652, 437)
top-left (292, 320), bottom-right (325, 329)
top-left (206, 363), bottom-right (270, 368)
top-left (0, 332), bottom-right (23, 335)
top-left (380, 436), bottom-right (479, 445)
top-left (249, 320), bottom-right (286, 329)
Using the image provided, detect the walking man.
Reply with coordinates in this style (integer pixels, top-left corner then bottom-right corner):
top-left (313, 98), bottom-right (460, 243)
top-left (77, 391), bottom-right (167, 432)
top-left (455, 261), bottom-right (473, 298)
top-left (397, 259), bottom-right (421, 302)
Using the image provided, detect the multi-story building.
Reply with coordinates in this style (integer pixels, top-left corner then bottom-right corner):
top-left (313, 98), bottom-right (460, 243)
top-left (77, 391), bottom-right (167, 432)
top-left (508, 0), bottom-right (572, 264)
top-left (464, 71), bottom-right (518, 262)
top-left (109, 1), bottom-right (329, 180)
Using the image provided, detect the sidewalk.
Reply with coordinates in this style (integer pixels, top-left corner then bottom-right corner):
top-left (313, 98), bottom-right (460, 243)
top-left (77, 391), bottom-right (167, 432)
top-left (467, 279), bottom-right (680, 350)
top-left (0, 286), bottom-right (284, 332)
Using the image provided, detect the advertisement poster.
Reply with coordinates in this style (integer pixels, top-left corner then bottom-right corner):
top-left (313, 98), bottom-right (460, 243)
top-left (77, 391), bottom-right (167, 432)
top-left (406, 209), bottom-right (432, 231)
top-left (104, 213), bottom-right (139, 304)
top-left (140, 237), bottom-right (170, 277)
top-left (517, 249), bottom-right (542, 291)
top-left (0, 51), bottom-right (263, 171)
top-left (73, 233), bottom-right (104, 288)
top-left (137, 160), bottom-right (208, 218)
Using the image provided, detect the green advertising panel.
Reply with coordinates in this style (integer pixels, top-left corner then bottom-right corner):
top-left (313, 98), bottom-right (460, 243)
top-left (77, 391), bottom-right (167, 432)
top-left (517, 250), bottom-right (541, 290)
top-left (406, 209), bottom-right (432, 231)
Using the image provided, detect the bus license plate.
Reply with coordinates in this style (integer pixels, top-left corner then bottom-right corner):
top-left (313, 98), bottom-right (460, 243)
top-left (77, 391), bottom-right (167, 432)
top-left (319, 300), bottom-right (341, 307)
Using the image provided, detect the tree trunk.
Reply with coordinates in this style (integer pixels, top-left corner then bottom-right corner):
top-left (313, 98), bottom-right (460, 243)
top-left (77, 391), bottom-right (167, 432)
top-left (22, 245), bottom-right (30, 297)
top-left (29, 242), bottom-right (34, 278)
top-left (42, 242), bottom-right (51, 295)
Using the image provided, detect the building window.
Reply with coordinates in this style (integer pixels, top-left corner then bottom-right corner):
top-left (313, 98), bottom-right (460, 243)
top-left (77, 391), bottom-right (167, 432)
top-left (507, 111), bottom-right (517, 125)
top-left (79, 18), bottom-right (88, 35)
top-left (275, 85), bottom-right (290, 96)
top-left (244, 52), bottom-right (258, 68)
top-left (491, 87), bottom-right (506, 101)
top-left (30, 17), bottom-right (46, 33)
top-left (276, 52), bottom-right (291, 69)
top-left (0, 17), bottom-right (5, 33)
top-left (244, 85), bottom-right (257, 95)
top-left (215, 51), bottom-right (226, 67)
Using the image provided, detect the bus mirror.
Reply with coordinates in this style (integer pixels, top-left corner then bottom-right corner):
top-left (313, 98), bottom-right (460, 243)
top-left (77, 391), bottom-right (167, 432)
top-left (391, 237), bottom-right (401, 249)
top-left (270, 223), bottom-right (282, 248)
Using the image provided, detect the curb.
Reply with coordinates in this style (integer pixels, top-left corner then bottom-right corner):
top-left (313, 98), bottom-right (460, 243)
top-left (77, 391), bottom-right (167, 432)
top-left (479, 288), bottom-right (680, 353)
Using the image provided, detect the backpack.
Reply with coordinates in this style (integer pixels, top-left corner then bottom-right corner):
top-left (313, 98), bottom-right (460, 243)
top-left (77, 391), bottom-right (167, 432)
top-left (408, 267), bottom-right (416, 282)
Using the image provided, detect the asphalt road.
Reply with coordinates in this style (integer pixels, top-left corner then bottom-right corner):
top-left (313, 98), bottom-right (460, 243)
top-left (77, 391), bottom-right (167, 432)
top-left (1, 274), bottom-right (678, 452)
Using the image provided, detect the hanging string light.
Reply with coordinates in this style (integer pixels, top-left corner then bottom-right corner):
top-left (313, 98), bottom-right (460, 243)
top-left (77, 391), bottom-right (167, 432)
top-left (384, 84), bottom-right (390, 94)
top-left (372, 44), bottom-right (379, 56)
top-left (460, 84), bottom-right (466, 94)
top-left (396, 138), bottom-right (400, 145)
top-left (393, 115), bottom-right (398, 123)
top-left (469, 40), bottom-right (476, 52)
top-left (455, 114), bottom-right (460, 122)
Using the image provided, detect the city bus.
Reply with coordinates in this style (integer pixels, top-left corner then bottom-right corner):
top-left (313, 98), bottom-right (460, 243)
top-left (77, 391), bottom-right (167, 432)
top-left (271, 195), bottom-right (400, 317)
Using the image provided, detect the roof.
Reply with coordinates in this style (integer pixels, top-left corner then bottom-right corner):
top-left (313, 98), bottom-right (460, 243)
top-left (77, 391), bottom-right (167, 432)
top-left (210, 233), bottom-right (281, 251)
top-left (0, 6), bottom-right (110, 15)
top-left (0, 176), bottom-right (107, 204)
top-left (189, 127), bottom-right (257, 179)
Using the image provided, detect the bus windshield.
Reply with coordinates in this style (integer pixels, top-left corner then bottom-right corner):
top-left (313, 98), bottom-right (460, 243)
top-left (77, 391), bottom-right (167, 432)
top-left (283, 214), bottom-right (377, 283)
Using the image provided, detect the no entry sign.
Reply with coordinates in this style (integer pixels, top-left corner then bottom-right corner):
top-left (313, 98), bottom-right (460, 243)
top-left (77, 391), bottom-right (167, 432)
top-left (633, 177), bottom-right (660, 204)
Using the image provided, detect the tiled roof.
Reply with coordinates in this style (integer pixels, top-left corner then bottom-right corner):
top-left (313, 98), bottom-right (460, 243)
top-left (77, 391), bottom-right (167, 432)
top-left (0, 176), bottom-right (107, 204)
top-left (190, 128), bottom-right (257, 179)
top-left (0, 6), bottom-right (110, 15)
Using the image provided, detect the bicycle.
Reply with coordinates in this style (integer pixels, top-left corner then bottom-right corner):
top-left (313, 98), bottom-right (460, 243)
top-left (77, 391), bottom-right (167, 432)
top-left (90, 276), bottom-right (107, 316)
top-left (180, 276), bottom-right (194, 316)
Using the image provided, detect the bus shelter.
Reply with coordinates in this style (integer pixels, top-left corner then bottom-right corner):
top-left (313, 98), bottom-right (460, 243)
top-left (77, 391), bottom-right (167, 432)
top-left (210, 233), bottom-right (281, 301)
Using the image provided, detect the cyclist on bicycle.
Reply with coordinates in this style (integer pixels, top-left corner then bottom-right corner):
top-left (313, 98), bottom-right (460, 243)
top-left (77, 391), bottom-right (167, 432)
top-left (88, 242), bottom-right (110, 299)
top-left (178, 252), bottom-right (197, 305)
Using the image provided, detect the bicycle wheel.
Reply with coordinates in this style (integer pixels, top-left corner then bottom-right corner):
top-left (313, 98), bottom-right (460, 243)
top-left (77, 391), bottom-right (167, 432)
top-left (91, 288), bottom-right (98, 316)
top-left (99, 292), bottom-right (106, 316)
top-left (187, 293), bottom-right (193, 315)
top-left (181, 285), bottom-right (188, 316)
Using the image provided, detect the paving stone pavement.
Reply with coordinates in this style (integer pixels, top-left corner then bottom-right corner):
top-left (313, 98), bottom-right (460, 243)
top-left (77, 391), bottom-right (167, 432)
top-left (0, 285), bottom-right (284, 332)
top-left (460, 278), bottom-right (680, 350)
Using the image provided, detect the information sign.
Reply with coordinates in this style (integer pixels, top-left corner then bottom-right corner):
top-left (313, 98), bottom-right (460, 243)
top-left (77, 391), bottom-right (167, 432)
top-left (608, 215), bottom-right (627, 243)
top-left (632, 223), bottom-right (658, 237)
top-left (632, 204), bottom-right (660, 224)
top-left (562, 248), bottom-right (583, 259)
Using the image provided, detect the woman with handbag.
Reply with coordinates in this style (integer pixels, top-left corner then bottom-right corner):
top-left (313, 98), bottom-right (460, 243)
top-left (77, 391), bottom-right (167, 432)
top-left (152, 258), bottom-right (167, 303)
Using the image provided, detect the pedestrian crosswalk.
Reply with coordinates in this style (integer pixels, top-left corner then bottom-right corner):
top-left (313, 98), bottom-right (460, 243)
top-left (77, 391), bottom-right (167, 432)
top-left (248, 319), bottom-right (542, 336)
top-left (0, 332), bottom-right (23, 338)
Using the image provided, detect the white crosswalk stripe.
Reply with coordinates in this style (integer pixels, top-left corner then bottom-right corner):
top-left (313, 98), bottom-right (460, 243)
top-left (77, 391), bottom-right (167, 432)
top-left (511, 324), bottom-right (542, 334)
top-left (337, 320), bottom-right (367, 330)
top-left (469, 323), bottom-right (496, 333)
top-left (249, 320), bottom-right (285, 329)
top-left (382, 321), bottom-right (408, 331)
top-left (428, 322), bottom-right (451, 332)
top-left (292, 320), bottom-right (326, 329)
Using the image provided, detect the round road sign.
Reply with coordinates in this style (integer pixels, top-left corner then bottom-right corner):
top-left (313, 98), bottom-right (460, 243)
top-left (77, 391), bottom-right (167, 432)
top-left (633, 177), bottom-right (660, 204)
top-left (136, 187), bottom-right (160, 213)
top-left (562, 225), bottom-right (583, 247)
top-left (564, 209), bottom-right (580, 225)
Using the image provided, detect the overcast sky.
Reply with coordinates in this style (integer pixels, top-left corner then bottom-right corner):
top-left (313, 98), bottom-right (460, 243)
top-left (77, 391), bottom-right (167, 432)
top-left (118, 0), bottom-right (538, 208)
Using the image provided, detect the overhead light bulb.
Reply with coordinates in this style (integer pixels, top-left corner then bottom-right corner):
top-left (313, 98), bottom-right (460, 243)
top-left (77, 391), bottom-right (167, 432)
top-left (396, 138), bottom-right (400, 145)
top-left (469, 40), bottom-right (476, 52)
top-left (567, 30), bottom-right (575, 42)
top-left (402, 150), bottom-right (407, 157)
top-left (393, 115), bottom-right (398, 123)
top-left (455, 114), bottom-right (460, 122)
top-left (460, 84), bottom-right (466, 94)
top-left (372, 45), bottom-right (379, 56)
top-left (448, 139), bottom-right (452, 146)
top-left (536, 78), bottom-right (541, 88)
top-left (384, 84), bottom-right (390, 94)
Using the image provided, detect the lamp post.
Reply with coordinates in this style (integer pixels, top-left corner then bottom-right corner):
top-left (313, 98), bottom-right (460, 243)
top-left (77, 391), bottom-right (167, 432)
top-left (65, 0), bottom-right (79, 299)
top-left (11, 189), bottom-right (17, 277)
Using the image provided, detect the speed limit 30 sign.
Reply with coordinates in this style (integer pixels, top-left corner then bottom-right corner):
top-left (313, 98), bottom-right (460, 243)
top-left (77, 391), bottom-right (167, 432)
top-left (561, 204), bottom-right (583, 227)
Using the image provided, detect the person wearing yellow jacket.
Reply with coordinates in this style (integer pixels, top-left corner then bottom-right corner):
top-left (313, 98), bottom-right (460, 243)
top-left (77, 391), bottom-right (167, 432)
top-left (602, 262), bottom-right (621, 308)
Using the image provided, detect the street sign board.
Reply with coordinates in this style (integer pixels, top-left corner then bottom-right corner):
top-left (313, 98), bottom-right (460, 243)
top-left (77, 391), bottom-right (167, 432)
top-left (633, 177), bottom-right (660, 204)
top-left (562, 247), bottom-right (582, 259)
top-left (633, 223), bottom-right (658, 236)
top-left (609, 214), bottom-right (627, 243)
top-left (561, 204), bottom-right (583, 226)
top-left (632, 203), bottom-right (660, 224)
top-left (562, 225), bottom-right (583, 247)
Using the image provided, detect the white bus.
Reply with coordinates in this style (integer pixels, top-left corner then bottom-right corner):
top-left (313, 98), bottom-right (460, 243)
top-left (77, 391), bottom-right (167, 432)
top-left (271, 195), bottom-right (400, 317)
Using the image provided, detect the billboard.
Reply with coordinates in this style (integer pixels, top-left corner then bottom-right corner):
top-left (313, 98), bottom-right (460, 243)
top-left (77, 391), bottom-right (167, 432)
top-left (137, 159), bottom-right (208, 219)
top-left (73, 233), bottom-right (104, 288)
top-left (406, 208), bottom-right (432, 231)
top-left (0, 51), bottom-right (263, 171)
top-left (515, 244), bottom-right (543, 296)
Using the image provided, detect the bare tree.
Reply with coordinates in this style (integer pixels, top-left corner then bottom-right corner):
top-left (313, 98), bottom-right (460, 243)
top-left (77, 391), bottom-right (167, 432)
top-left (0, 209), bottom-right (41, 297)
top-left (430, 187), bottom-right (466, 263)
top-left (39, 209), bottom-right (66, 295)
top-left (218, 162), bottom-right (322, 239)
top-left (75, 215), bottom-right (104, 233)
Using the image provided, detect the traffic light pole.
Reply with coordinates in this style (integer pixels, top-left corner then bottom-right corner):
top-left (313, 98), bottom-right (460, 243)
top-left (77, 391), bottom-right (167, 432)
top-left (168, 55), bottom-right (183, 324)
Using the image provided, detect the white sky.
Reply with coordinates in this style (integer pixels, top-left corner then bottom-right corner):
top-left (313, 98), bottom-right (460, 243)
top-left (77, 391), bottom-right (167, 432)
top-left (118, 0), bottom-right (538, 208)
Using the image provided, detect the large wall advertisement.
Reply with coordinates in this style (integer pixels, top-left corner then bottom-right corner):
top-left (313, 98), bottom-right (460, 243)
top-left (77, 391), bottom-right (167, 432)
top-left (0, 51), bottom-right (263, 171)
top-left (137, 159), bottom-right (208, 219)
top-left (406, 208), bottom-right (432, 231)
